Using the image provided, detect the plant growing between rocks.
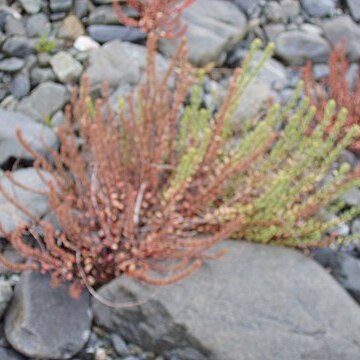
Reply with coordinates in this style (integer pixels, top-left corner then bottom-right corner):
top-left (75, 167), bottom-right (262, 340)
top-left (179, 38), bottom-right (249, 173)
top-left (303, 41), bottom-right (360, 154)
top-left (1, 34), bottom-right (360, 299)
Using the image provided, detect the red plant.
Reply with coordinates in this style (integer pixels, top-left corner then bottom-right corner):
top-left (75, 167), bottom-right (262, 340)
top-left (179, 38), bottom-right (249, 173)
top-left (303, 42), bottom-right (360, 153)
top-left (112, 0), bottom-right (194, 38)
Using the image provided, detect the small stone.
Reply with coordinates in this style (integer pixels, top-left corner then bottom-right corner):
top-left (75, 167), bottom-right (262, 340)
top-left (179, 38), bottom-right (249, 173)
top-left (302, 0), bottom-right (336, 17)
top-left (300, 23), bottom-right (323, 36)
top-left (37, 52), bottom-right (51, 66)
top-left (88, 5), bottom-right (120, 25)
top-left (2, 36), bottom-right (33, 58)
top-left (0, 58), bottom-right (25, 73)
top-left (17, 81), bottom-right (69, 122)
top-left (95, 348), bottom-right (108, 360)
top-left (0, 281), bottom-right (13, 318)
top-left (50, 51), bottom-right (83, 83)
top-left (30, 66), bottom-right (56, 85)
top-left (74, 0), bottom-right (89, 18)
top-left (5, 15), bottom-right (26, 36)
top-left (73, 35), bottom-right (100, 51)
top-left (49, 0), bottom-right (72, 13)
top-left (88, 25), bottom-right (146, 43)
top-left (10, 73), bottom-right (30, 99)
top-left (5, 272), bottom-right (92, 359)
top-left (280, 0), bottom-right (300, 19)
top-left (111, 334), bottom-right (129, 356)
top-left (275, 30), bottom-right (330, 65)
top-left (322, 15), bottom-right (360, 61)
top-left (19, 0), bottom-right (41, 14)
top-left (25, 13), bottom-right (51, 37)
top-left (57, 15), bottom-right (85, 40)
top-left (351, 219), bottom-right (360, 234)
top-left (342, 187), bottom-right (360, 206)
top-left (264, 23), bottom-right (286, 41)
top-left (264, 1), bottom-right (285, 23)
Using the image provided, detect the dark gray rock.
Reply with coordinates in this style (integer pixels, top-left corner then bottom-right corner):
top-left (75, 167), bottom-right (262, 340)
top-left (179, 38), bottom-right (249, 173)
top-left (312, 249), bottom-right (360, 304)
top-left (88, 25), bottom-right (146, 43)
top-left (17, 81), bottom-right (69, 122)
top-left (2, 36), bottom-right (33, 58)
top-left (30, 66), bottom-right (56, 85)
top-left (275, 30), bottom-right (330, 65)
top-left (5, 272), bottom-right (92, 359)
top-left (49, 0), bottom-right (72, 13)
top-left (93, 241), bottom-right (360, 360)
top-left (19, 0), bottom-right (41, 14)
top-left (85, 40), bottom-right (168, 92)
top-left (322, 15), bottom-right (360, 61)
top-left (74, 0), bottom-right (89, 18)
top-left (0, 281), bottom-right (12, 319)
top-left (0, 347), bottom-right (26, 360)
top-left (0, 109), bottom-right (58, 166)
top-left (345, 0), bottom-right (360, 22)
top-left (302, 0), bottom-right (336, 17)
top-left (0, 168), bottom-right (53, 232)
top-left (88, 5), bottom-right (121, 25)
top-left (159, 0), bottom-right (247, 66)
top-left (25, 13), bottom-right (51, 37)
top-left (0, 58), bottom-right (25, 73)
top-left (10, 73), bottom-right (30, 99)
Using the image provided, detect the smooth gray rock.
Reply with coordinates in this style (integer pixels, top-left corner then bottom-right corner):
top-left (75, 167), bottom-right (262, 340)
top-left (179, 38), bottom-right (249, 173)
top-left (17, 81), bottom-right (69, 122)
top-left (93, 241), bottom-right (360, 360)
top-left (0, 58), bottom-right (25, 73)
top-left (275, 30), bottom-right (330, 65)
top-left (322, 15), bottom-right (360, 61)
top-left (264, 23), bottom-right (286, 41)
top-left (85, 40), bottom-right (168, 92)
top-left (280, 0), bottom-right (301, 19)
top-left (74, 0), bottom-right (89, 18)
top-left (345, 0), bottom-right (360, 22)
top-left (0, 168), bottom-right (52, 233)
top-left (19, 0), bottom-right (41, 14)
top-left (312, 249), bottom-right (360, 304)
top-left (50, 51), bottom-right (83, 83)
top-left (231, 0), bottom-right (262, 13)
top-left (5, 16), bottom-right (26, 37)
top-left (88, 5), bottom-right (122, 25)
top-left (5, 272), bottom-right (92, 359)
top-left (10, 73), bottom-right (30, 99)
top-left (0, 109), bottom-right (58, 166)
top-left (88, 25), bottom-right (146, 44)
top-left (264, 1), bottom-right (286, 23)
top-left (342, 187), bottom-right (360, 206)
top-left (159, 0), bottom-right (247, 66)
top-left (49, 0), bottom-right (72, 13)
top-left (2, 36), bottom-right (33, 58)
top-left (302, 0), bottom-right (336, 17)
top-left (25, 13), bottom-right (51, 37)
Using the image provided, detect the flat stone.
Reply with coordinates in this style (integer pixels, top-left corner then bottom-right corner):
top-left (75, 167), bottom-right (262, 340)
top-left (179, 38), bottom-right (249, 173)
top-left (346, 0), bottom-right (360, 21)
top-left (0, 58), bottom-right (25, 73)
top-left (73, 35), bottom-right (100, 52)
top-left (19, 0), bottom-right (41, 14)
top-left (5, 15), bottom-right (26, 36)
top-left (322, 15), bottom-right (360, 61)
top-left (275, 30), bottom-right (330, 65)
top-left (93, 241), bottom-right (360, 359)
top-left (302, 0), bottom-right (336, 17)
top-left (0, 109), bottom-right (58, 166)
top-left (85, 40), bottom-right (168, 93)
top-left (74, 0), bottom-right (89, 18)
top-left (2, 36), bottom-right (33, 58)
top-left (30, 66), bottom-right (56, 86)
top-left (88, 25), bottom-right (146, 44)
top-left (5, 272), bottom-right (92, 359)
top-left (159, 0), bottom-right (247, 66)
top-left (17, 81), bottom-right (69, 122)
top-left (57, 15), bottom-right (85, 40)
top-left (0, 168), bottom-right (52, 233)
top-left (10, 73), bottom-right (30, 99)
top-left (50, 51), bottom-right (83, 83)
top-left (280, 0), bottom-right (300, 19)
top-left (49, 0), bottom-right (72, 13)
top-left (88, 5), bottom-right (121, 25)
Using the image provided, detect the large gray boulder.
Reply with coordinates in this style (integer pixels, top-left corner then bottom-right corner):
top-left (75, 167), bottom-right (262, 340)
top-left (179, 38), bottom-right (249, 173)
top-left (5, 272), bottom-right (92, 360)
top-left (0, 109), bottom-right (58, 165)
top-left (0, 168), bottom-right (52, 233)
top-left (93, 241), bottom-right (360, 360)
top-left (159, 0), bottom-right (247, 66)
